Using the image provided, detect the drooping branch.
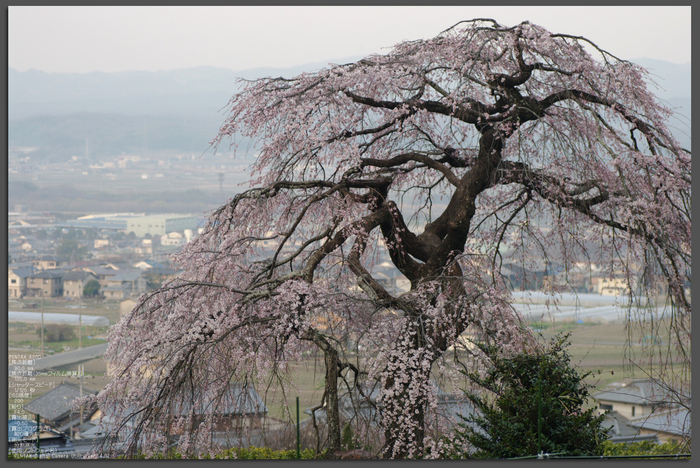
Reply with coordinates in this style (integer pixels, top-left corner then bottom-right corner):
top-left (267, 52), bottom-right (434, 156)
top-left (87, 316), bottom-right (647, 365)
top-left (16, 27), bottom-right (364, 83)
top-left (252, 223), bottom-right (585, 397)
top-left (495, 159), bottom-right (688, 261)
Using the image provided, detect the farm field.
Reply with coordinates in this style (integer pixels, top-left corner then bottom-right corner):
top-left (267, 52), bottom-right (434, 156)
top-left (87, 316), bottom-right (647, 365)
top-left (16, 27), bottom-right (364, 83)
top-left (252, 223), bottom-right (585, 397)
top-left (8, 299), bottom-right (685, 426)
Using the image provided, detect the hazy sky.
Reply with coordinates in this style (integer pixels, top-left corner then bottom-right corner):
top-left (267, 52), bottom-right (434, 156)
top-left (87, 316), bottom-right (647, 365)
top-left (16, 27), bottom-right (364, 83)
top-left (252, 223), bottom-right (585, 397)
top-left (9, 6), bottom-right (692, 74)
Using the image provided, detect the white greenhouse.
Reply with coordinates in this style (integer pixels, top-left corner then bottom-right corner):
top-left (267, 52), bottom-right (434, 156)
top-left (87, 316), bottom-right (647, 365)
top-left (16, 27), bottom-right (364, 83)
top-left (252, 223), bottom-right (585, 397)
top-left (8, 311), bottom-right (110, 327)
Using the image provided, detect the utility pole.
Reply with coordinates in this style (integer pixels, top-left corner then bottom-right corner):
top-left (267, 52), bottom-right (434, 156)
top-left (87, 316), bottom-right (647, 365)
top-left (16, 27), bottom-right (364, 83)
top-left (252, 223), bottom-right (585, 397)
top-left (40, 297), bottom-right (44, 358)
top-left (79, 364), bottom-right (84, 426)
top-left (36, 413), bottom-right (41, 459)
top-left (78, 292), bottom-right (82, 350)
top-left (296, 396), bottom-right (300, 459)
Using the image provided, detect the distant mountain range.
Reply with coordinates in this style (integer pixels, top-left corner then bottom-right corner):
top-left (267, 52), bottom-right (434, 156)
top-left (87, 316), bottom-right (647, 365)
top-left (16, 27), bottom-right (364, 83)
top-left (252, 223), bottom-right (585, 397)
top-left (8, 58), bottom-right (364, 157)
top-left (8, 57), bottom-right (364, 120)
top-left (8, 57), bottom-right (691, 157)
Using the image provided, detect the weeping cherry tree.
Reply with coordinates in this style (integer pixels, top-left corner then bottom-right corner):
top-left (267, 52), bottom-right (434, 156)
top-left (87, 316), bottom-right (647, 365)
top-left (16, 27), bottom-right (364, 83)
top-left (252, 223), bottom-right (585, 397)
top-left (91, 19), bottom-right (690, 459)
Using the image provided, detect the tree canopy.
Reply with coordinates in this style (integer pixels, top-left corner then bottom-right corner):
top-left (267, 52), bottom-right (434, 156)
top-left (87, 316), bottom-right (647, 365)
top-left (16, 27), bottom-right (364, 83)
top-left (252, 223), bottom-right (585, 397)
top-left (83, 279), bottom-right (101, 297)
top-left (93, 19), bottom-right (690, 459)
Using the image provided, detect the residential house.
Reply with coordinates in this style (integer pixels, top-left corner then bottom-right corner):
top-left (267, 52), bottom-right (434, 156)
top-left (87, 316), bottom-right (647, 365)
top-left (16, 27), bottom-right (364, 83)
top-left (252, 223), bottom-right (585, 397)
top-left (8, 266), bottom-right (35, 298)
top-left (8, 219), bottom-right (32, 227)
top-left (102, 261), bottom-right (134, 271)
top-left (62, 270), bottom-right (100, 298)
top-left (500, 263), bottom-right (547, 291)
top-left (599, 276), bottom-right (636, 296)
top-left (134, 238), bottom-right (154, 255)
top-left (592, 379), bottom-right (690, 444)
top-left (32, 255), bottom-right (67, 271)
top-left (84, 383), bottom-right (268, 446)
top-left (303, 379), bottom-right (480, 440)
top-left (132, 258), bottom-right (174, 271)
top-left (596, 261), bottom-right (640, 296)
top-left (8, 239), bottom-right (25, 260)
top-left (93, 239), bottom-right (111, 249)
top-left (166, 383), bottom-right (269, 435)
top-left (141, 266), bottom-right (181, 289)
top-left (309, 311), bottom-right (344, 334)
top-left (26, 269), bottom-right (65, 298)
top-left (627, 407), bottom-right (691, 444)
top-left (132, 260), bottom-right (155, 270)
top-left (159, 231), bottom-right (186, 247)
top-left (78, 265), bottom-right (121, 285)
top-left (22, 380), bottom-right (100, 436)
top-left (101, 270), bottom-right (147, 300)
top-left (599, 411), bottom-right (658, 444)
top-left (76, 412), bottom-right (133, 442)
top-left (592, 379), bottom-right (674, 420)
top-left (8, 417), bottom-right (73, 451)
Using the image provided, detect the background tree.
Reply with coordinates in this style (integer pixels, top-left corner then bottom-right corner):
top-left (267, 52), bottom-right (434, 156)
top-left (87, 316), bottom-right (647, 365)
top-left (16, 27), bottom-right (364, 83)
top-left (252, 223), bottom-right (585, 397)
top-left (93, 19), bottom-right (690, 459)
top-left (454, 334), bottom-right (608, 458)
top-left (56, 237), bottom-right (91, 262)
top-left (83, 279), bottom-right (101, 297)
top-left (36, 324), bottom-right (76, 343)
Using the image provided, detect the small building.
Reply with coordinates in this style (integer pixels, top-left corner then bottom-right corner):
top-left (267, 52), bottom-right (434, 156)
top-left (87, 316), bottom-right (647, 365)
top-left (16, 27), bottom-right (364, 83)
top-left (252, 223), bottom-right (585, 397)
top-left (167, 383), bottom-right (269, 435)
top-left (26, 269), bottom-right (65, 298)
top-left (32, 255), bottom-right (68, 271)
top-left (22, 380), bottom-right (99, 436)
top-left (90, 383), bottom-right (268, 444)
top-left (8, 266), bottom-right (35, 298)
top-left (592, 379), bottom-right (674, 420)
top-left (101, 270), bottom-right (147, 300)
top-left (126, 214), bottom-right (201, 238)
top-left (8, 416), bottom-right (73, 451)
top-left (303, 379), bottom-right (480, 440)
top-left (599, 277), bottom-right (633, 296)
top-left (499, 263), bottom-right (547, 291)
top-left (63, 270), bottom-right (100, 298)
top-left (160, 231), bottom-right (186, 247)
top-left (94, 239), bottom-right (111, 249)
top-left (101, 283), bottom-right (132, 301)
top-left (627, 407), bottom-right (691, 444)
top-left (79, 265), bottom-right (121, 285)
top-left (599, 411), bottom-right (658, 444)
top-left (592, 379), bottom-right (690, 444)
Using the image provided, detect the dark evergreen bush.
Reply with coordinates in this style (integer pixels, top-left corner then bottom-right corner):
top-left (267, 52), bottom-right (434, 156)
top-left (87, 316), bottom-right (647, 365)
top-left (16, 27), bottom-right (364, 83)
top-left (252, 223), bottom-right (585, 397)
top-left (454, 333), bottom-right (608, 458)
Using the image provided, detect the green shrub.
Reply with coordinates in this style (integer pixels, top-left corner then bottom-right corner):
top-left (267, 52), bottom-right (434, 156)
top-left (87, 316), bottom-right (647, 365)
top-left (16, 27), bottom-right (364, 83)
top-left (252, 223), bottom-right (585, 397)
top-left (130, 446), bottom-right (317, 459)
top-left (453, 333), bottom-right (608, 459)
top-left (601, 439), bottom-right (690, 457)
top-left (83, 279), bottom-right (101, 297)
top-left (341, 422), bottom-right (356, 450)
top-left (36, 324), bottom-right (75, 342)
top-left (215, 446), bottom-right (316, 459)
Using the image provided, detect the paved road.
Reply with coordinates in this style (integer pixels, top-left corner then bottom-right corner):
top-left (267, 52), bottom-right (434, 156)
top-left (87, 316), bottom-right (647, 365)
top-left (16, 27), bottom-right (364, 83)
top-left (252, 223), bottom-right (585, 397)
top-left (8, 343), bottom-right (109, 376)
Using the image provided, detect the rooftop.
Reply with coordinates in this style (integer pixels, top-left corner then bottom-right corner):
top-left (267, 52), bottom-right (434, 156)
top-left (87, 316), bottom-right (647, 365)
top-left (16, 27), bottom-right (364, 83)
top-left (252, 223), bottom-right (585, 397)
top-left (592, 379), bottom-right (679, 407)
top-left (23, 380), bottom-right (99, 423)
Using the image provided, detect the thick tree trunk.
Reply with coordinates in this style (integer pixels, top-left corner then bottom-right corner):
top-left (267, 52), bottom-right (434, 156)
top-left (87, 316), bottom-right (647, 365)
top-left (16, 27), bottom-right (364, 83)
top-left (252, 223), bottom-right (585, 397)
top-left (380, 321), bottom-right (433, 459)
top-left (302, 329), bottom-right (342, 452)
top-left (324, 346), bottom-right (342, 452)
top-left (382, 388), bottom-right (427, 459)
